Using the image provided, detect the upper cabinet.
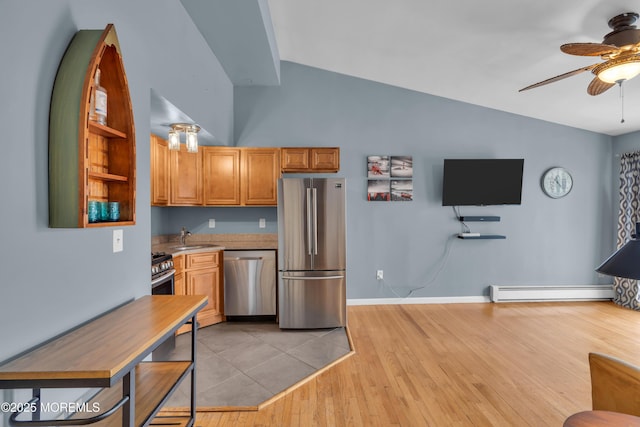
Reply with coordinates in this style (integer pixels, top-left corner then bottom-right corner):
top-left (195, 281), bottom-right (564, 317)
top-left (49, 24), bottom-right (136, 228)
top-left (170, 145), bottom-right (203, 206)
top-left (202, 147), bottom-right (241, 205)
top-left (241, 148), bottom-right (280, 205)
top-left (151, 138), bottom-right (280, 207)
top-left (203, 147), bottom-right (280, 206)
top-left (150, 134), bottom-right (169, 205)
top-left (281, 147), bottom-right (340, 173)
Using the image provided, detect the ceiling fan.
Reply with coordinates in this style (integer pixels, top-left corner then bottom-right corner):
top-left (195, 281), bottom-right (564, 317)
top-left (520, 12), bottom-right (640, 95)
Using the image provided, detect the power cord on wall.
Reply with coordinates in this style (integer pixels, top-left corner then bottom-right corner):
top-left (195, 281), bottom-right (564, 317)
top-left (378, 230), bottom-right (456, 299)
top-left (453, 206), bottom-right (470, 233)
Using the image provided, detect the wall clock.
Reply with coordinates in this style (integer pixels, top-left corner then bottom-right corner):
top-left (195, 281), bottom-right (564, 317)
top-left (541, 167), bottom-right (573, 198)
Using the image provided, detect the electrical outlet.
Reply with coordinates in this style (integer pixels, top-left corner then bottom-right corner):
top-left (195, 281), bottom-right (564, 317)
top-left (259, 218), bottom-right (266, 228)
top-left (376, 270), bottom-right (383, 280)
top-left (113, 229), bottom-right (123, 253)
top-left (209, 218), bottom-right (216, 228)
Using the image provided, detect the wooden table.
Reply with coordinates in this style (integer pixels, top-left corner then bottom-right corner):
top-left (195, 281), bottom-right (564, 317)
top-left (564, 410), bottom-right (640, 426)
top-left (0, 295), bottom-right (207, 427)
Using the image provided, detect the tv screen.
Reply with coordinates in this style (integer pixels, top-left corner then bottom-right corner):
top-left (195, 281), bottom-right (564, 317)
top-left (442, 159), bottom-right (524, 206)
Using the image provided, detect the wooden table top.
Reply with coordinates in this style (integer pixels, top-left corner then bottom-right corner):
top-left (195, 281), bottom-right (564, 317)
top-left (0, 295), bottom-right (207, 386)
top-left (564, 410), bottom-right (640, 426)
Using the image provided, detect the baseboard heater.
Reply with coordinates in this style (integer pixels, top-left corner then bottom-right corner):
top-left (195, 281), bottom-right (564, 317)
top-left (489, 285), bottom-right (614, 302)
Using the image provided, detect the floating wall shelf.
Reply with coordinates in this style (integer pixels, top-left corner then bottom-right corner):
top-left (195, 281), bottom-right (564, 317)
top-left (458, 216), bottom-right (501, 222)
top-left (457, 234), bottom-right (506, 240)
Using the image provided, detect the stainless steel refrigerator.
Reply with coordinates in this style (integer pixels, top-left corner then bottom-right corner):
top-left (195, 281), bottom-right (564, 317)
top-left (277, 178), bottom-right (346, 329)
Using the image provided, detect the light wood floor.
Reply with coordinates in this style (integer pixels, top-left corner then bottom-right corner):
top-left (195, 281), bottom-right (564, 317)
top-left (194, 301), bottom-right (640, 426)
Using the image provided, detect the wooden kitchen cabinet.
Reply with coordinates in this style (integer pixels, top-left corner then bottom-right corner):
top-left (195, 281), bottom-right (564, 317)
top-left (184, 250), bottom-right (224, 328)
top-left (242, 148), bottom-right (280, 205)
top-left (188, 269), bottom-right (221, 323)
top-left (172, 254), bottom-right (191, 336)
top-left (281, 147), bottom-right (340, 173)
top-left (151, 134), bottom-right (204, 206)
top-left (151, 143), bottom-right (279, 207)
top-left (202, 146), bottom-right (241, 205)
top-left (201, 147), bottom-right (280, 206)
top-left (49, 24), bottom-right (136, 227)
top-left (150, 134), bottom-right (169, 206)
top-left (173, 254), bottom-right (185, 295)
top-left (169, 144), bottom-right (203, 205)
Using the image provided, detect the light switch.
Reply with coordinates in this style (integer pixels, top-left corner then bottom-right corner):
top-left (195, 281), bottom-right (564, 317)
top-left (209, 218), bottom-right (216, 228)
top-left (259, 218), bottom-right (266, 228)
top-left (113, 229), bottom-right (123, 253)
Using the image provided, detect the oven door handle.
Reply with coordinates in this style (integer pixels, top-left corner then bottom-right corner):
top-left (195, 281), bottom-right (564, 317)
top-left (151, 269), bottom-right (176, 287)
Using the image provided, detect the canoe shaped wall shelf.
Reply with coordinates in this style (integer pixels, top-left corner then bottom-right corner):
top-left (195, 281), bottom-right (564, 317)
top-left (49, 23), bottom-right (136, 228)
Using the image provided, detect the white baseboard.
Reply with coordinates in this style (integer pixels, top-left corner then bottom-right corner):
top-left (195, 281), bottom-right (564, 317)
top-left (347, 296), bottom-right (490, 306)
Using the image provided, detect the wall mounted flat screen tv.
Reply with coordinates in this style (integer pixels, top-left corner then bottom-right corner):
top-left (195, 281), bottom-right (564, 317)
top-left (442, 159), bottom-right (524, 206)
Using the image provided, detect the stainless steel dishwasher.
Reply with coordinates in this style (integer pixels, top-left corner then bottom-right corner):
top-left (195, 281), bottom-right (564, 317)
top-left (224, 250), bottom-right (276, 319)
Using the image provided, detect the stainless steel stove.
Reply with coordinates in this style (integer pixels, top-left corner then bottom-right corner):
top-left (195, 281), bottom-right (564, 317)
top-left (151, 252), bottom-right (176, 361)
top-left (152, 252), bottom-right (174, 285)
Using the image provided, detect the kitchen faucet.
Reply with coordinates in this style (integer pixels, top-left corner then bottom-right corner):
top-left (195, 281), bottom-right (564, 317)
top-left (179, 227), bottom-right (192, 246)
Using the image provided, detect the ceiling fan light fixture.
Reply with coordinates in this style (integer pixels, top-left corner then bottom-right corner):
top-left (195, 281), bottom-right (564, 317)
top-left (596, 57), bottom-right (640, 83)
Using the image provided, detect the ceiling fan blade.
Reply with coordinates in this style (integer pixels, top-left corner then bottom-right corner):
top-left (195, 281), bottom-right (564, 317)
top-left (587, 77), bottom-right (615, 95)
top-left (561, 42), bottom-right (620, 56)
top-left (519, 64), bottom-right (598, 92)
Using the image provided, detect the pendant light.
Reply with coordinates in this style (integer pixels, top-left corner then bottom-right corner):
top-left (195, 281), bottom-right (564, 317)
top-left (168, 123), bottom-right (201, 153)
top-left (168, 128), bottom-right (180, 150)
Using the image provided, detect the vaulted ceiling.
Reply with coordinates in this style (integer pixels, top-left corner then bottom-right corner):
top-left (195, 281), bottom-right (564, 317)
top-left (179, 0), bottom-right (640, 137)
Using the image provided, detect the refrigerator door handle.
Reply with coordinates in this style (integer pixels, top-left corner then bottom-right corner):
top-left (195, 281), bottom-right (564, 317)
top-left (282, 275), bottom-right (345, 281)
top-left (306, 187), bottom-right (312, 255)
top-left (312, 187), bottom-right (318, 255)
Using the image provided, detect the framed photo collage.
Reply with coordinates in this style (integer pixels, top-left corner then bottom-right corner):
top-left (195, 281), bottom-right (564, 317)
top-left (367, 155), bottom-right (413, 202)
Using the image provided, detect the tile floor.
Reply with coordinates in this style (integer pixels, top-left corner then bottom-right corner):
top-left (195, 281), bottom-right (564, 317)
top-left (163, 321), bottom-right (351, 409)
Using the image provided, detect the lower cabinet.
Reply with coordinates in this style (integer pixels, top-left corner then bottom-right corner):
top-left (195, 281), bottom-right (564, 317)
top-left (188, 268), bottom-right (222, 325)
top-left (176, 250), bottom-right (224, 333)
top-left (173, 254), bottom-right (185, 295)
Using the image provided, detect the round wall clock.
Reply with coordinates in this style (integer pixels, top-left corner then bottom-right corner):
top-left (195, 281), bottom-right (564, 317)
top-left (541, 167), bottom-right (573, 198)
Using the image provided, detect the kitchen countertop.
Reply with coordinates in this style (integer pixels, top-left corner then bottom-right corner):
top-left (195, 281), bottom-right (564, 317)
top-left (152, 242), bottom-right (226, 255)
top-left (152, 233), bottom-right (277, 255)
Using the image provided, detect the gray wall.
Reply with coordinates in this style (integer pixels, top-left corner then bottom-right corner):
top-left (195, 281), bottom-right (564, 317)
top-left (0, 0), bottom-right (233, 362)
top-left (153, 206), bottom-right (278, 236)
top-left (235, 62), bottom-right (615, 299)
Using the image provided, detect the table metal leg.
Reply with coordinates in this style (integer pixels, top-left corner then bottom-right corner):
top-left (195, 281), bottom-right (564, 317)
top-left (31, 389), bottom-right (40, 422)
top-left (190, 315), bottom-right (197, 423)
top-left (122, 371), bottom-right (135, 427)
